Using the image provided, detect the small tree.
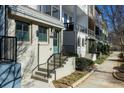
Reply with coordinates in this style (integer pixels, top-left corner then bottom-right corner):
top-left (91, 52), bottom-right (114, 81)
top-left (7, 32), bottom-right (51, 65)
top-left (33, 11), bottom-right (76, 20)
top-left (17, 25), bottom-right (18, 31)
top-left (98, 5), bottom-right (124, 54)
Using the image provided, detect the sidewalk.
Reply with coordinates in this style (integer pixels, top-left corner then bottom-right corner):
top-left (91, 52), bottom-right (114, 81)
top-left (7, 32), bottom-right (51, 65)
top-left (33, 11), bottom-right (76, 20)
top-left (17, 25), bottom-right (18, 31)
top-left (77, 52), bottom-right (124, 88)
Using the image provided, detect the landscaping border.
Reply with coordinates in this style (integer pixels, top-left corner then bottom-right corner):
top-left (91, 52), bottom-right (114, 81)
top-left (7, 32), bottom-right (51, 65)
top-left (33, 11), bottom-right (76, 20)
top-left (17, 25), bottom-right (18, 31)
top-left (72, 69), bottom-right (95, 88)
top-left (50, 69), bottom-right (95, 88)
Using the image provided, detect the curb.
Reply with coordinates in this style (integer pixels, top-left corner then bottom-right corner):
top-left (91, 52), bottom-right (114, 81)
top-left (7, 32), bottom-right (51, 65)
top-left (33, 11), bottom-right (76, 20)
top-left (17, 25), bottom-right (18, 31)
top-left (72, 69), bottom-right (95, 88)
top-left (50, 69), bottom-right (95, 88)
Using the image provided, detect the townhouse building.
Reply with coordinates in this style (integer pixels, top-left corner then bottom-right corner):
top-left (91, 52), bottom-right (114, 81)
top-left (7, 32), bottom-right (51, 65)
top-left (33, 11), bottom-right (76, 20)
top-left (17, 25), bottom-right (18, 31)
top-left (95, 6), bottom-right (109, 56)
top-left (0, 5), bottom-right (76, 87)
top-left (0, 5), bottom-right (109, 87)
top-left (62, 5), bottom-right (88, 57)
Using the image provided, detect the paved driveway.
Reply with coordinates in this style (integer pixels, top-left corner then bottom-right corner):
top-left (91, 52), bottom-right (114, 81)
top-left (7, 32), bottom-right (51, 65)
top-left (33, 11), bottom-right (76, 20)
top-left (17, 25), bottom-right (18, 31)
top-left (77, 52), bottom-right (124, 88)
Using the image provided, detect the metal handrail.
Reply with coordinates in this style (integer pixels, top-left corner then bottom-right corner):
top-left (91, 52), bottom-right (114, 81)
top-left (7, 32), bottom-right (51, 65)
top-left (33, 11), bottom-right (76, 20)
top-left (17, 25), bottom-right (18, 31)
top-left (32, 62), bottom-right (46, 74)
top-left (47, 52), bottom-right (62, 78)
top-left (64, 22), bottom-right (87, 33)
top-left (32, 51), bottom-right (68, 78)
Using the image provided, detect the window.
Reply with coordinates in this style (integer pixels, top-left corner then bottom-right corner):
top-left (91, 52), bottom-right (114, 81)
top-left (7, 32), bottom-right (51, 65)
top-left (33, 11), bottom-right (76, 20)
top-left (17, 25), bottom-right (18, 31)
top-left (16, 21), bottom-right (29, 41)
top-left (90, 5), bottom-right (93, 15)
top-left (38, 26), bottom-right (48, 42)
top-left (64, 13), bottom-right (68, 23)
top-left (53, 32), bottom-right (58, 46)
top-left (82, 38), bottom-right (85, 46)
top-left (43, 5), bottom-right (51, 15)
top-left (77, 37), bottom-right (80, 47)
top-left (69, 16), bottom-right (73, 23)
top-left (52, 7), bottom-right (60, 19)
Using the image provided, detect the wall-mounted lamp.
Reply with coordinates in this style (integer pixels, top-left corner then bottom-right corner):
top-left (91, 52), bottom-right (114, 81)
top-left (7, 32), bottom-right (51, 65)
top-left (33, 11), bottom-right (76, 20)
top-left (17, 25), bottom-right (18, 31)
top-left (50, 27), bottom-right (54, 38)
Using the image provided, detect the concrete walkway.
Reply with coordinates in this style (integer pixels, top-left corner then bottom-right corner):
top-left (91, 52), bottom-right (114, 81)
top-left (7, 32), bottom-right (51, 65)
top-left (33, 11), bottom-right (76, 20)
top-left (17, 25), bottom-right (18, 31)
top-left (77, 52), bottom-right (124, 88)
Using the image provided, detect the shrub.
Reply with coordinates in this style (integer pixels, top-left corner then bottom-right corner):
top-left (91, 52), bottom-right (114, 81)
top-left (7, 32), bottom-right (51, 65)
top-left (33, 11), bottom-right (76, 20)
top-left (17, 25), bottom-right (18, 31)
top-left (76, 57), bottom-right (94, 71)
top-left (118, 53), bottom-right (124, 59)
top-left (95, 55), bottom-right (108, 64)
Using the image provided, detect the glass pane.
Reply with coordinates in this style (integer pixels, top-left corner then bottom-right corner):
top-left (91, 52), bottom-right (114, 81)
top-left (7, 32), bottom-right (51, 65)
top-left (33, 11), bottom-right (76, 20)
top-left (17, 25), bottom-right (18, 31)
top-left (64, 13), bottom-right (68, 23)
top-left (23, 31), bottom-right (29, 41)
top-left (53, 39), bottom-right (57, 46)
top-left (23, 23), bottom-right (29, 31)
top-left (82, 38), bottom-right (84, 46)
top-left (38, 26), bottom-right (47, 42)
top-left (43, 5), bottom-right (51, 15)
top-left (16, 21), bottom-right (29, 41)
top-left (16, 21), bottom-right (22, 30)
top-left (78, 38), bottom-right (80, 47)
top-left (52, 7), bottom-right (60, 19)
top-left (16, 30), bottom-right (22, 41)
top-left (69, 16), bottom-right (73, 22)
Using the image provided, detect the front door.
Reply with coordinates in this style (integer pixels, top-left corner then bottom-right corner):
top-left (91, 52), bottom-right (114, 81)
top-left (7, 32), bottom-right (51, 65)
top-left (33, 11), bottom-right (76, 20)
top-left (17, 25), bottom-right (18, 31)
top-left (53, 31), bottom-right (59, 53)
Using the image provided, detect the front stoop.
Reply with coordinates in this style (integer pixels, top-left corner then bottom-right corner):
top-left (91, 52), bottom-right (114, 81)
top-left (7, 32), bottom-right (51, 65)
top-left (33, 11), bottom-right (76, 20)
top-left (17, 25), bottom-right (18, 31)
top-left (31, 56), bottom-right (75, 85)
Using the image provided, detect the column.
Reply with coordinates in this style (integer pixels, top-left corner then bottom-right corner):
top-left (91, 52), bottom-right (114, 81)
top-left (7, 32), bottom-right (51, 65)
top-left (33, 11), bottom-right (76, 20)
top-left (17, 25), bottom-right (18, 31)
top-left (60, 5), bottom-right (62, 22)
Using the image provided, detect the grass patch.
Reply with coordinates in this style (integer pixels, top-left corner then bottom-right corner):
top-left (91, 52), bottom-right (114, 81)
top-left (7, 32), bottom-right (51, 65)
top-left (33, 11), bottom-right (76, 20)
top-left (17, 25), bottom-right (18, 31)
top-left (53, 71), bottom-right (88, 88)
top-left (95, 54), bottom-right (109, 64)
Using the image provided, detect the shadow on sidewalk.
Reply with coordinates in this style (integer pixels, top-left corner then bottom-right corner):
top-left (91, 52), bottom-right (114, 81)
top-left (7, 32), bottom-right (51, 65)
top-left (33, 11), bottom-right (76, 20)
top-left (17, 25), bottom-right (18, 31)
top-left (95, 69), bottom-right (112, 74)
top-left (108, 59), bottom-right (124, 63)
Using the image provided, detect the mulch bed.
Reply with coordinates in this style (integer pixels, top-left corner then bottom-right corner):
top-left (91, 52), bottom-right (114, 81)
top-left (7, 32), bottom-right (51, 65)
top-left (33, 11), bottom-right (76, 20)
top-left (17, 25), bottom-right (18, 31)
top-left (53, 71), bottom-right (88, 88)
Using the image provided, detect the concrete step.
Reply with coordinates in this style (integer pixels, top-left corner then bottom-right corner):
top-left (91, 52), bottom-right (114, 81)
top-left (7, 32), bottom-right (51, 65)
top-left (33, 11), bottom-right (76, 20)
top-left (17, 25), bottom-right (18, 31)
top-left (31, 74), bottom-right (48, 83)
top-left (38, 67), bottom-right (54, 73)
top-left (35, 71), bottom-right (52, 78)
top-left (55, 57), bottom-right (67, 61)
top-left (49, 63), bottom-right (64, 67)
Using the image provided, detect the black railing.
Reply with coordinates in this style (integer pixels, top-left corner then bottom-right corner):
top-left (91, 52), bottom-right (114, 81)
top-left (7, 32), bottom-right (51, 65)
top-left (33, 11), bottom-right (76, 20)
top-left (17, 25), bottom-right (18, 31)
top-left (0, 36), bottom-right (17, 63)
top-left (64, 22), bottom-right (74, 31)
top-left (32, 51), bottom-right (68, 79)
top-left (88, 29), bottom-right (96, 38)
top-left (47, 52), bottom-right (63, 78)
top-left (64, 22), bottom-right (87, 33)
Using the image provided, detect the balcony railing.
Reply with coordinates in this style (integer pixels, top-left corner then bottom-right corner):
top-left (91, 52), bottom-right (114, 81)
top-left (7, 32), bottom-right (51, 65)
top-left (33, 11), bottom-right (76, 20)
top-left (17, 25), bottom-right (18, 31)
top-left (64, 22), bottom-right (87, 33)
top-left (88, 29), bottom-right (96, 38)
top-left (0, 36), bottom-right (17, 63)
top-left (64, 22), bottom-right (74, 31)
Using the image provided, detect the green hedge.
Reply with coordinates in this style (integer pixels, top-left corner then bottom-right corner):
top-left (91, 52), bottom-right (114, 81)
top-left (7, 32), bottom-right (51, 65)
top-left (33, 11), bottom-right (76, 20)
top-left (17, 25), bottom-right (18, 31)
top-left (95, 54), bottom-right (108, 64)
top-left (76, 57), bottom-right (94, 71)
top-left (118, 53), bottom-right (124, 59)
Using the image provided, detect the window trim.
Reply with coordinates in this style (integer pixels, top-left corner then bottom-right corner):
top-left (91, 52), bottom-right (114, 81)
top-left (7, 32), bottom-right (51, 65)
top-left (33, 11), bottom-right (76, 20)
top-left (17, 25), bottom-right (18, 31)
top-left (52, 6), bottom-right (60, 19)
top-left (38, 25), bottom-right (49, 45)
top-left (77, 37), bottom-right (80, 47)
top-left (15, 20), bottom-right (30, 44)
top-left (82, 38), bottom-right (85, 47)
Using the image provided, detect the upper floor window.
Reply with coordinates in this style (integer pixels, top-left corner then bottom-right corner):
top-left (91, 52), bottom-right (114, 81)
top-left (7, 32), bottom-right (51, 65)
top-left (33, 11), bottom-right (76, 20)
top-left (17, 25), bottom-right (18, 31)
top-left (16, 21), bottom-right (29, 41)
top-left (77, 37), bottom-right (80, 47)
top-left (43, 5), bottom-right (51, 16)
top-left (38, 26), bottom-right (48, 42)
top-left (90, 5), bottom-right (93, 15)
top-left (82, 38), bottom-right (85, 46)
top-left (52, 7), bottom-right (60, 19)
top-left (69, 16), bottom-right (73, 23)
top-left (64, 13), bottom-right (68, 23)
